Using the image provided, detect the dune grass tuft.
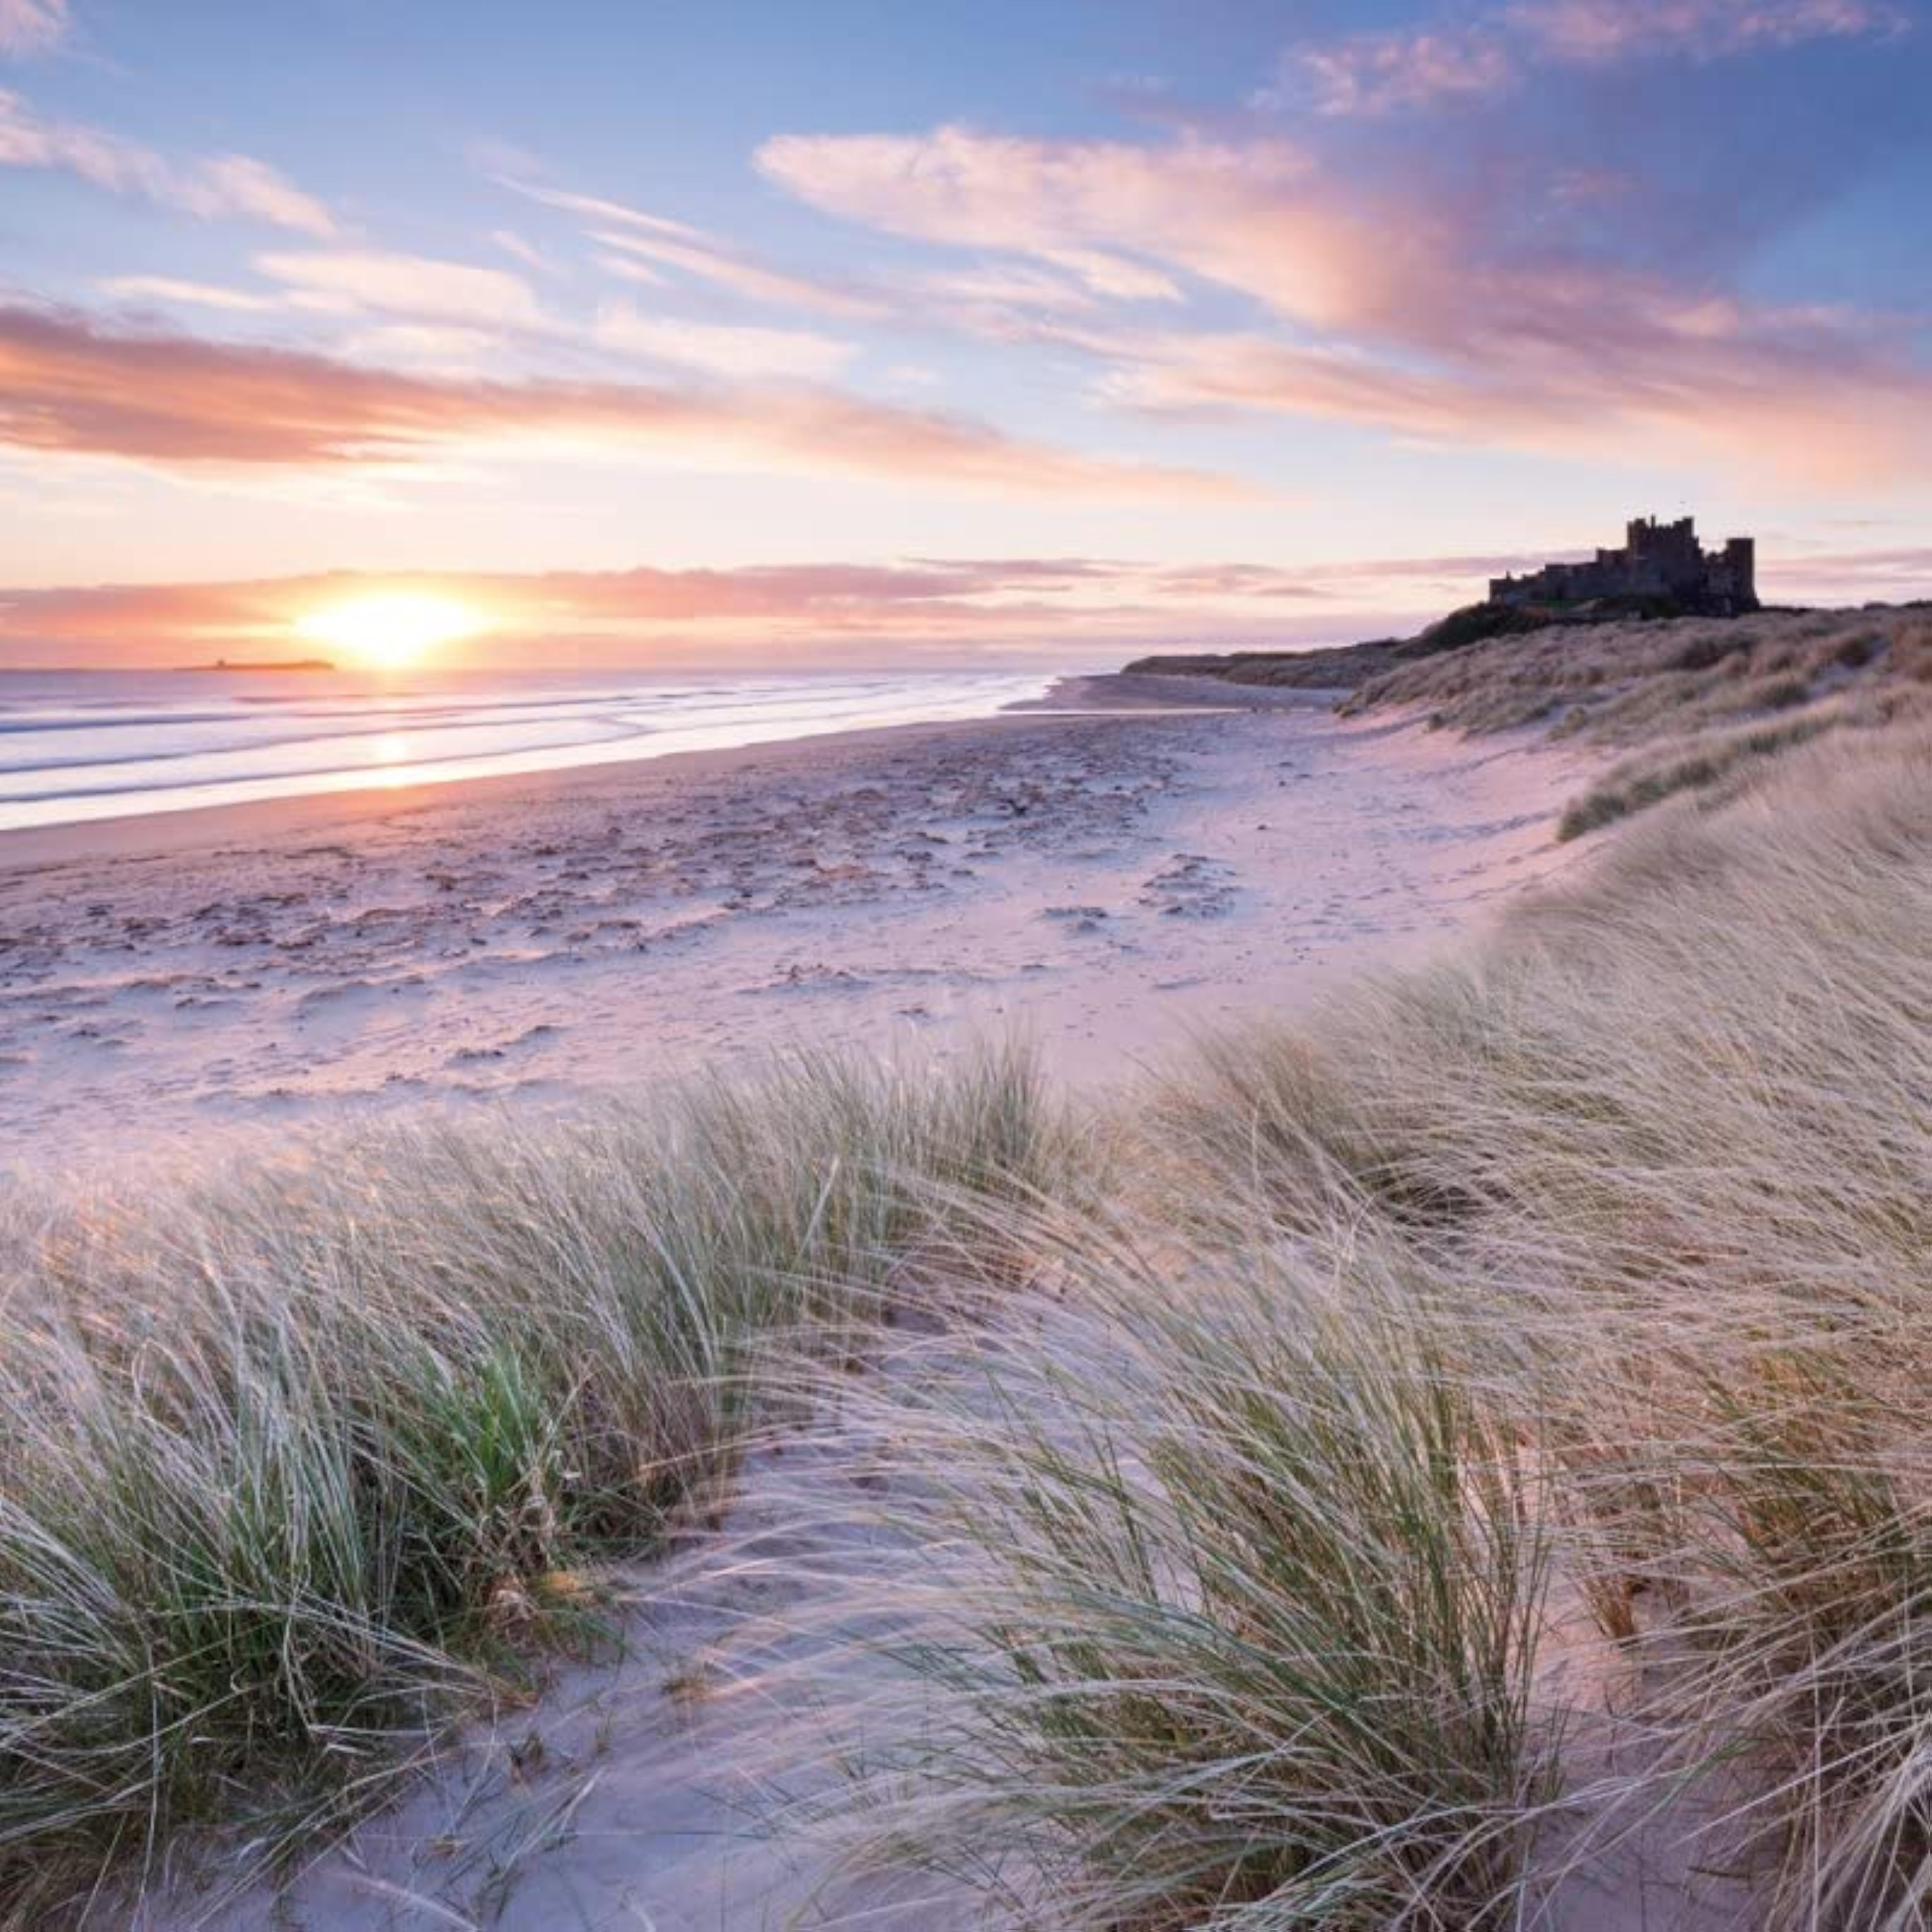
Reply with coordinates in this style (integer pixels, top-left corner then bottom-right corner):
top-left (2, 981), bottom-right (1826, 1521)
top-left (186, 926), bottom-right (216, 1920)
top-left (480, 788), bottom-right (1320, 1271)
top-left (0, 1044), bottom-right (1075, 1916)
top-left (833, 1228), bottom-right (1560, 1929)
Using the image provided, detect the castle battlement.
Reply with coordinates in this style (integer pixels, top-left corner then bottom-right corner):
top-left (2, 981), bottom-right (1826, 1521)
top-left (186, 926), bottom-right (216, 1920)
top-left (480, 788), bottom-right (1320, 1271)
top-left (1489, 516), bottom-right (1758, 616)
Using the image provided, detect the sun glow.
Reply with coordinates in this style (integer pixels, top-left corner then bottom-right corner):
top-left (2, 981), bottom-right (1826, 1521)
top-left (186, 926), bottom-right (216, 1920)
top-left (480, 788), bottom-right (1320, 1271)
top-left (294, 593), bottom-right (482, 671)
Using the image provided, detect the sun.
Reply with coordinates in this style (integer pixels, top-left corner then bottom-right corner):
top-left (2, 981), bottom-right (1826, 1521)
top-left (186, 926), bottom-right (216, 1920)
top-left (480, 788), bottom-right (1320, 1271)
top-left (294, 592), bottom-right (482, 671)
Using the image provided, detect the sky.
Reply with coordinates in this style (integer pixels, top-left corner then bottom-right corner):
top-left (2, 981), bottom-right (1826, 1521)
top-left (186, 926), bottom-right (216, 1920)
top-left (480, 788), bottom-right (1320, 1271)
top-left (2, 0), bottom-right (1930, 669)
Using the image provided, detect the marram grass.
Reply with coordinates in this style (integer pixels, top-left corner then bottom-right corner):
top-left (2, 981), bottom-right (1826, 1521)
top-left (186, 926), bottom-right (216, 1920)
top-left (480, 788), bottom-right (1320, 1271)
top-left (806, 720), bottom-right (1932, 1930)
top-left (814, 1229), bottom-right (1559, 1930)
top-left (0, 1042), bottom-right (1077, 1917)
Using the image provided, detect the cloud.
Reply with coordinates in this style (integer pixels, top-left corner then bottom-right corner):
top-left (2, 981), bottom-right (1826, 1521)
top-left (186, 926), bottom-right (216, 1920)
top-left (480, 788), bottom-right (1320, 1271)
top-left (757, 127), bottom-right (1431, 336)
top-left (0, 301), bottom-right (1251, 500)
top-left (1031, 248), bottom-right (1181, 303)
top-left (762, 124), bottom-right (1932, 485)
top-left (1100, 315), bottom-right (1932, 485)
top-left (595, 252), bottom-right (667, 287)
top-left (1762, 544), bottom-right (1932, 600)
top-left (1509, 0), bottom-right (1909, 62)
top-left (918, 263), bottom-right (1105, 315)
top-left (1293, 31), bottom-right (1518, 116)
top-left (100, 275), bottom-right (279, 313)
top-left (10, 537), bottom-right (1930, 670)
top-left (591, 224), bottom-right (883, 319)
top-left (0, 90), bottom-right (336, 232)
top-left (0, 0), bottom-right (67, 57)
top-left (490, 228), bottom-right (548, 271)
top-left (1286, 0), bottom-right (1910, 115)
top-left (0, 553), bottom-right (1418, 668)
top-left (594, 301), bottom-right (856, 380)
top-left (336, 323), bottom-right (505, 377)
top-left (507, 177), bottom-right (884, 318)
top-left (255, 250), bottom-right (544, 329)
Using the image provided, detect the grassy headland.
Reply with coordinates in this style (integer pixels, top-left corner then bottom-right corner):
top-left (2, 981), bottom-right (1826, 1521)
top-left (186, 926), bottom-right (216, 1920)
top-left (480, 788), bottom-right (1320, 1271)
top-left (1136, 600), bottom-right (1932, 838)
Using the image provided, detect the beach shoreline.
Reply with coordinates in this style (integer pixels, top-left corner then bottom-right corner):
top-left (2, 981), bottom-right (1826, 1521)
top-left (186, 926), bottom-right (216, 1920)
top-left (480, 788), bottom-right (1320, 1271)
top-left (0, 677), bottom-right (1592, 1167)
top-left (0, 670), bottom-right (1323, 864)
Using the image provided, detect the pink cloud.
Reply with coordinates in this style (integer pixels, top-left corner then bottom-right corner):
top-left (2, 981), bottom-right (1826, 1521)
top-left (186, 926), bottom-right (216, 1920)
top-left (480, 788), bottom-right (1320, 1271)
top-left (762, 123), bottom-right (1932, 485)
top-left (1286, 0), bottom-right (1909, 114)
top-left (0, 90), bottom-right (336, 233)
top-left (0, 0), bottom-right (67, 57)
top-left (254, 250), bottom-right (545, 328)
top-left (1102, 315), bottom-right (1932, 486)
top-left (507, 178), bottom-right (886, 320)
top-left (1507, 0), bottom-right (1910, 64)
top-left (0, 554), bottom-right (1425, 668)
top-left (1295, 31), bottom-right (1516, 116)
top-left (0, 302), bottom-right (1252, 500)
top-left (593, 303), bottom-right (856, 380)
top-left (490, 229), bottom-right (548, 271)
top-left (99, 276), bottom-right (279, 314)
top-left (758, 128), bottom-right (1421, 335)
top-left (592, 225), bottom-right (884, 318)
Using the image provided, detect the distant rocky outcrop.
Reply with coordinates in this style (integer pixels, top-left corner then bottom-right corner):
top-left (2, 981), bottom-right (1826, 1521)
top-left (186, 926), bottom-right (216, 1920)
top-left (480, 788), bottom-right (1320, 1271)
top-left (183, 657), bottom-right (337, 672)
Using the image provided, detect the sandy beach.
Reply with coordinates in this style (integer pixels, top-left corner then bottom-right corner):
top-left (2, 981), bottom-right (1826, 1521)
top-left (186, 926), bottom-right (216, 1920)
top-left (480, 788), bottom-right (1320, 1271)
top-left (0, 676), bottom-right (1588, 1166)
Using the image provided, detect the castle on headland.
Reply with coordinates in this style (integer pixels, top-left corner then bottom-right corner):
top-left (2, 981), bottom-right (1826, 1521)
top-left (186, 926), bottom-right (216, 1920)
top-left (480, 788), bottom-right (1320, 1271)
top-left (1488, 517), bottom-right (1758, 617)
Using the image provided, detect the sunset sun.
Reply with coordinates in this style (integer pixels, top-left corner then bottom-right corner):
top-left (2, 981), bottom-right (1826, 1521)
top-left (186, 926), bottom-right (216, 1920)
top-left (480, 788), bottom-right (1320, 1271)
top-left (295, 592), bottom-right (481, 670)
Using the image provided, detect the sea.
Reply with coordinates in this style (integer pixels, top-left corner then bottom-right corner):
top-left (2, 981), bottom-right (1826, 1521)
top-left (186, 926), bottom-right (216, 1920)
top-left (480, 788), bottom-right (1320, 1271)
top-left (0, 667), bottom-right (1059, 834)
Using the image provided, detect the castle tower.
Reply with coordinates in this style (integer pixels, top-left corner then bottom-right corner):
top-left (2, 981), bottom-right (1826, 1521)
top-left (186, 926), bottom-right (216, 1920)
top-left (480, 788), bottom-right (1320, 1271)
top-left (1723, 537), bottom-right (1756, 606)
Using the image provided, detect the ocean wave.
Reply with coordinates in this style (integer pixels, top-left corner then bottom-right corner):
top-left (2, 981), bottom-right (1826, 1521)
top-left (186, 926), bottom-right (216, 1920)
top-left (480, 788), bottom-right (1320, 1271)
top-left (0, 671), bottom-right (1056, 831)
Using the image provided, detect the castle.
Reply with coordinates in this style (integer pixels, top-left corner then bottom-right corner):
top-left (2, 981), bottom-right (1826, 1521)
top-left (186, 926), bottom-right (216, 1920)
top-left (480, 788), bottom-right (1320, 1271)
top-left (1488, 517), bottom-right (1757, 616)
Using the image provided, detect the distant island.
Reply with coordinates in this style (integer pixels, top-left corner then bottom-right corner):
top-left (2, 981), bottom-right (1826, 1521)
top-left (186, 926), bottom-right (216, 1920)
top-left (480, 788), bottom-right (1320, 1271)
top-left (182, 657), bottom-right (337, 672)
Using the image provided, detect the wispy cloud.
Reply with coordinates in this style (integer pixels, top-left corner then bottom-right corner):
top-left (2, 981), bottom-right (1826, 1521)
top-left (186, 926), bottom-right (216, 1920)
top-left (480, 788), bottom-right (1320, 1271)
top-left (592, 224), bottom-right (882, 316)
top-left (1099, 311), bottom-right (1932, 485)
top-left (1511, 0), bottom-right (1909, 61)
top-left (490, 228), bottom-right (548, 272)
top-left (1762, 543), bottom-right (1932, 600)
top-left (758, 129), bottom-right (1400, 330)
top-left (100, 275), bottom-right (279, 313)
top-left (255, 250), bottom-right (544, 328)
top-left (1291, 30), bottom-right (1516, 116)
top-left (507, 177), bottom-right (884, 318)
top-left (0, 0), bottom-right (68, 58)
top-left (0, 301), bottom-right (1252, 500)
top-left (1286, 0), bottom-right (1910, 115)
top-left (594, 301), bottom-right (856, 380)
top-left (0, 89), bottom-right (336, 233)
